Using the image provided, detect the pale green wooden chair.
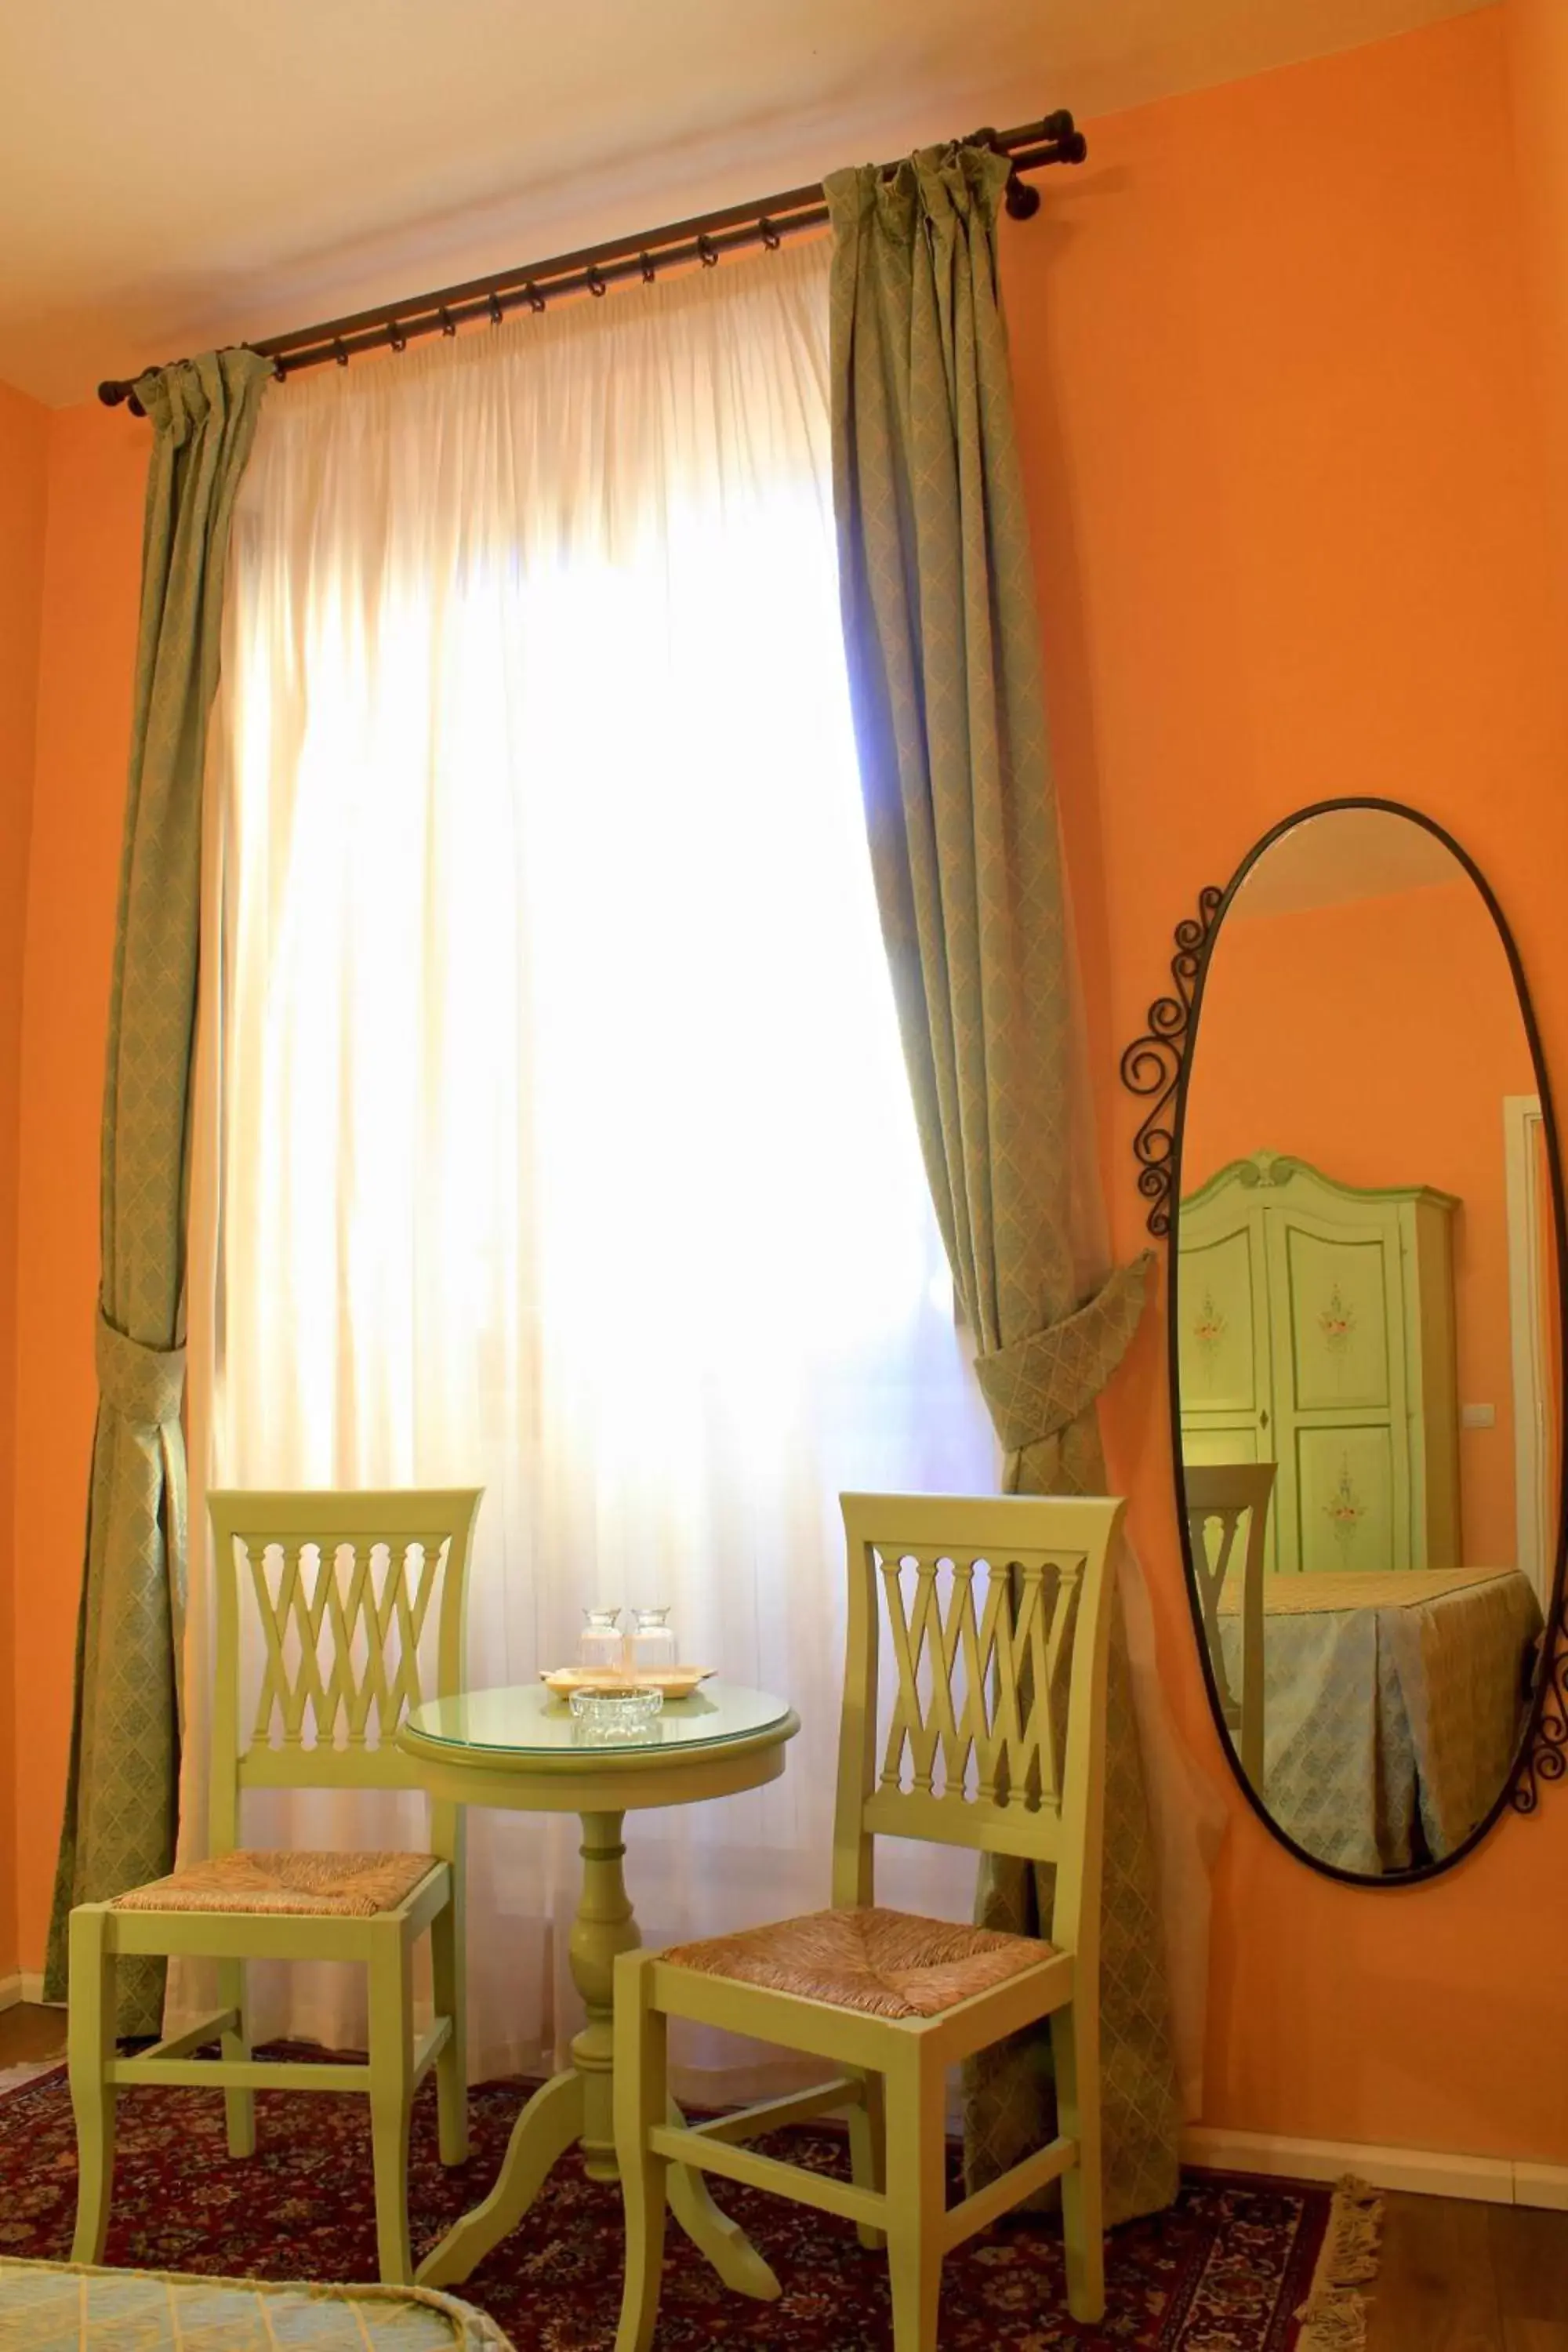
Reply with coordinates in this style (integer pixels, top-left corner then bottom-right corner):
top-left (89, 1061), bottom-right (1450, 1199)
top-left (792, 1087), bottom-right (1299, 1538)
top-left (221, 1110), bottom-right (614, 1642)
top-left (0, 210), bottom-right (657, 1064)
top-left (1183, 1462), bottom-right (1275, 1790)
top-left (67, 1488), bottom-right (484, 2286)
top-left (612, 1490), bottom-right (1126, 2352)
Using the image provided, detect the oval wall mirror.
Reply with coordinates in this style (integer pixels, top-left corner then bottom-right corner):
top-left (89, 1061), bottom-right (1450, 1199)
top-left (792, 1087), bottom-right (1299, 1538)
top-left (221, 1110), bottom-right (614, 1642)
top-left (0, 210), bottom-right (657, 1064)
top-left (1155, 800), bottom-right (1567, 1883)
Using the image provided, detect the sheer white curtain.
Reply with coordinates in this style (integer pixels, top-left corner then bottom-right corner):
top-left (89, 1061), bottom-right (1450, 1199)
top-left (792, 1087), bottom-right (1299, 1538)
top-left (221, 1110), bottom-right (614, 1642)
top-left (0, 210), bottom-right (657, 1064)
top-left (183, 238), bottom-right (996, 2089)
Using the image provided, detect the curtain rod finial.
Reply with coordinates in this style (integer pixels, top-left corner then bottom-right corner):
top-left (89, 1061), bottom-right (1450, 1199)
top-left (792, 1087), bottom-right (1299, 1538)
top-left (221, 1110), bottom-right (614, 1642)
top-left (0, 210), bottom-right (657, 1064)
top-left (98, 378), bottom-right (147, 418)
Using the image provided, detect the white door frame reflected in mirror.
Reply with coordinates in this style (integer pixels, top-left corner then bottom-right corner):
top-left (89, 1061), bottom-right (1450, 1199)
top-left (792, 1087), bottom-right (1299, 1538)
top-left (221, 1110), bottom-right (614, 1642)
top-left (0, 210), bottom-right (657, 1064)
top-left (1505, 1093), bottom-right (1555, 1614)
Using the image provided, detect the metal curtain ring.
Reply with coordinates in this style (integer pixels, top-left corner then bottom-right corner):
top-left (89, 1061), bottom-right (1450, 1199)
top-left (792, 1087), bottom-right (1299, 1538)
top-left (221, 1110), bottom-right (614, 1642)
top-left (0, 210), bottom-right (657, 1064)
top-left (697, 234), bottom-right (719, 268)
top-left (332, 338), bottom-right (349, 367)
top-left (438, 307), bottom-right (456, 337)
top-left (387, 319), bottom-right (408, 352)
top-left (758, 216), bottom-right (781, 250)
top-left (488, 292), bottom-right (504, 325)
top-left (524, 281), bottom-right (546, 313)
top-left (640, 252), bottom-right (656, 284)
top-left (586, 263), bottom-right (607, 297)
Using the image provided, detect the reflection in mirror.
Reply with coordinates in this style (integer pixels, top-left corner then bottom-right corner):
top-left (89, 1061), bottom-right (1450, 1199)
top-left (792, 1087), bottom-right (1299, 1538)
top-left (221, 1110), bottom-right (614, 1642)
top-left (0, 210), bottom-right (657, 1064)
top-left (1174, 807), bottom-right (1562, 1879)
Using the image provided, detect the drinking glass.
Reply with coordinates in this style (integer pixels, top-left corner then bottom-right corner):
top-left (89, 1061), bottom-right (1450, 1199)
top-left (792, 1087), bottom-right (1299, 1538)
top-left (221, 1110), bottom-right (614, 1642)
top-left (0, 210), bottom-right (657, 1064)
top-left (630, 1606), bottom-right (677, 1686)
top-left (579, 1606), bottom-right (626, 1682)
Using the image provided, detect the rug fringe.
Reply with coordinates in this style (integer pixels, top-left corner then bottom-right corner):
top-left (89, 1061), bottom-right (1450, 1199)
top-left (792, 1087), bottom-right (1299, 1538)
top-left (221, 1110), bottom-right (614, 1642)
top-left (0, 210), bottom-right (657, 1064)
top-left (0, 2063), bottom-right (64, 2097)
top-left (1293, 2173), bottom-right (1385, 2351)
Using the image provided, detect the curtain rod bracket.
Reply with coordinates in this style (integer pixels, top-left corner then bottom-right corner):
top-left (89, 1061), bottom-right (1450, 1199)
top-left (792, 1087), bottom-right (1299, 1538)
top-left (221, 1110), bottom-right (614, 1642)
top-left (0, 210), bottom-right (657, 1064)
top-left (1004, 171), bottom-right (1041, 221)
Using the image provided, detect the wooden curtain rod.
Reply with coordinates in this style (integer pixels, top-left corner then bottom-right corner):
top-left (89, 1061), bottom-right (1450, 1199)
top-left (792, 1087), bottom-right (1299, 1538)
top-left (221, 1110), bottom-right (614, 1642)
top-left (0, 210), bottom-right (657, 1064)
top-left (97, 109), bottom-right (1086, 414)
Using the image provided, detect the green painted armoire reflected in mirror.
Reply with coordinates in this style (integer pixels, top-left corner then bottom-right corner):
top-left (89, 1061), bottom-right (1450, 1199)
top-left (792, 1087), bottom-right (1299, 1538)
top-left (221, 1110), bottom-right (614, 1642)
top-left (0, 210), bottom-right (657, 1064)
top-left (1178, 1151), bottom-right (1460, 1576)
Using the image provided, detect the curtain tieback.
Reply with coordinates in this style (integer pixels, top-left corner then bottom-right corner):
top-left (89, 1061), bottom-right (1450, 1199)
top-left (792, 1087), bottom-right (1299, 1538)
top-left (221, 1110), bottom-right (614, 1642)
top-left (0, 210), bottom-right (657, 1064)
top-left (974, 1253), bottom-right (1153, 1454)
top-left (95, 1310), bottom-right (185, 1428)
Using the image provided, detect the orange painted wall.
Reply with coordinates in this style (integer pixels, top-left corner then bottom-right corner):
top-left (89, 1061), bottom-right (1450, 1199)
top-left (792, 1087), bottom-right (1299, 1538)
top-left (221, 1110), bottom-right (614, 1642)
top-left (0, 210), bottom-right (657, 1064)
top-left (1003, 6), bottom-right (1568, 2159)
top-left (1507, 0), bottom-right (1568, 637)
top-left (5, 6), bottom-right (1568, 2165)
top-left (0, 377), bottom-right (49, 1983)
top-left (12, 401), bottom-right (147, 1973)
top-left (1182, 878), bottom-right (1537, 1572)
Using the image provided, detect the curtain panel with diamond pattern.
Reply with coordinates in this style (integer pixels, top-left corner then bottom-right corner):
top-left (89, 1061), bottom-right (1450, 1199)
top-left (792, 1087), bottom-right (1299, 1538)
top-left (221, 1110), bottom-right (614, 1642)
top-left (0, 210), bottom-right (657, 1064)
top-left (44, 350), bottom-right (271, 2028)
top-left (824, 146), bottom-right (1180, 2223)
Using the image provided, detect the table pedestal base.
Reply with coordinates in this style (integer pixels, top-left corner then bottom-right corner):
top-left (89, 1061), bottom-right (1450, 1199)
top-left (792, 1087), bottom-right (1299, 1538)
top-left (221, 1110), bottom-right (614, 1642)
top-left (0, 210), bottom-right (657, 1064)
top-left (416, 1809), bottom-right (779, 2301)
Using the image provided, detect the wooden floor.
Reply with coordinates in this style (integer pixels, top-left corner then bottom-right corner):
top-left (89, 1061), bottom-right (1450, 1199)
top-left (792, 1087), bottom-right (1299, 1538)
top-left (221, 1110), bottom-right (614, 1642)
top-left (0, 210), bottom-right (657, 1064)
top-left (0, 2000), bottom-right (66, 2065)
top-left (1367, 2192), bottom-right (1568, 2352)
top-left (4, 2003), bottom-right (1566, 2338)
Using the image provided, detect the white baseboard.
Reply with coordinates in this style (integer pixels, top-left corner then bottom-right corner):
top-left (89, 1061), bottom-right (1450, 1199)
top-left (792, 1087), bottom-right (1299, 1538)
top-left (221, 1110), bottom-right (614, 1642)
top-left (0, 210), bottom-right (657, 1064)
top-left (1184, 2124), bottom-right (1568, 2212)
top-left (0, 1973), bottom-right (51, 2012)
top-left (1515, 2162), bottom-right (1568, 2214)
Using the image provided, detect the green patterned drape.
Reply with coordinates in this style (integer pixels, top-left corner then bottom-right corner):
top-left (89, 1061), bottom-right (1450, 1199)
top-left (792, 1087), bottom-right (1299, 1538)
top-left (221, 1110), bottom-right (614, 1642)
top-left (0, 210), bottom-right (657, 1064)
top-left (825, 147), bottom-right (1180, 2223)
top-left (45, 350), bottom-right (270, 2030)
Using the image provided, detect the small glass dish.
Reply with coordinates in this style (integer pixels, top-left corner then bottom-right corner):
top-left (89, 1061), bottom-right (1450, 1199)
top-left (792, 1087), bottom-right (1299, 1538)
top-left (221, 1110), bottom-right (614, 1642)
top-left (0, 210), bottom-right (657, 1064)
top-left (568, 1685), bottom-right (664, 1739)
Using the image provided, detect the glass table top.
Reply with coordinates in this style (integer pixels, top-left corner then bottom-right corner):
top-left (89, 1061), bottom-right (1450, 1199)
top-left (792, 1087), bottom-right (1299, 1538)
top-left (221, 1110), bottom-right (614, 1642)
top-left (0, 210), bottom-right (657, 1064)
top-left (405, 1680), bottom-right (793, 1758)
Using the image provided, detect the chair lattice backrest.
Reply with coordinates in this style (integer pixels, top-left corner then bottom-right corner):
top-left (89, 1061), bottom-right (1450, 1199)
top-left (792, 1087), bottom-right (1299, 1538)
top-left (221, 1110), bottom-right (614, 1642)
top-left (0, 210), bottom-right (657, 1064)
top-left (1183, 1462), bottom-right (1274, 1789)
top-left (207, 1489), bottom-right (483, 1850)
top-left (833, 1494), bottom-right (1125, 1950)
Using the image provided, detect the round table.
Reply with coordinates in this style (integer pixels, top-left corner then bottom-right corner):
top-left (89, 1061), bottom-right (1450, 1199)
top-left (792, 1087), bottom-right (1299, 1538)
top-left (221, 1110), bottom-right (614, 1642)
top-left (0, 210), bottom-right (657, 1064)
top-left (397, 1680), bottom-right (799, 2292)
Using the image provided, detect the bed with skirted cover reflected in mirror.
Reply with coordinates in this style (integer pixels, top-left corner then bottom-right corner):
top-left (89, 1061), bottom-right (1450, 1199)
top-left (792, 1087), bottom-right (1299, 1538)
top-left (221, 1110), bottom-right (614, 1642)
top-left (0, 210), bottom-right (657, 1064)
top-left (1123, 800), bottom-right (1568, 1884)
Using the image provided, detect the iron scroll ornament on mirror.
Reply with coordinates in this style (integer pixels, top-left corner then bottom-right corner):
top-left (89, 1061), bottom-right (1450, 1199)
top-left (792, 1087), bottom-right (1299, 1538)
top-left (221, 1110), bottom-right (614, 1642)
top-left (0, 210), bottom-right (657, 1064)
top-left (1121, 797), bottom-right (1568, 1878)
top-left (1117, 885), bottom-right (1225, 1238)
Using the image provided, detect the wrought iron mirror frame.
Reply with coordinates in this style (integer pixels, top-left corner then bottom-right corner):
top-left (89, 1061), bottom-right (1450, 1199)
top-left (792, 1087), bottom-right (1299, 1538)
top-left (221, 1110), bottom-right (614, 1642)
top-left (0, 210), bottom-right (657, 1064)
top-left (1126, 796), bottom-right (1568, 1884)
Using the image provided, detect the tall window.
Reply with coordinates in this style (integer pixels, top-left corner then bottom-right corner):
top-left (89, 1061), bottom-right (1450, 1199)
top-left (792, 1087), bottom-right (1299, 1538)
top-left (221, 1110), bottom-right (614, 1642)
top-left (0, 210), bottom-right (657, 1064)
top-left (198, 239), bottom-right (994, 2081)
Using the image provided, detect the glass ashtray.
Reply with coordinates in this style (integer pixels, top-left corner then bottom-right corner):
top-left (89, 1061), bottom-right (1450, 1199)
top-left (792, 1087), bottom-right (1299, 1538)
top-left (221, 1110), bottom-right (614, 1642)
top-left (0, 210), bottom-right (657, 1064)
top-left (568, 1686), bottom-right (664, 1740)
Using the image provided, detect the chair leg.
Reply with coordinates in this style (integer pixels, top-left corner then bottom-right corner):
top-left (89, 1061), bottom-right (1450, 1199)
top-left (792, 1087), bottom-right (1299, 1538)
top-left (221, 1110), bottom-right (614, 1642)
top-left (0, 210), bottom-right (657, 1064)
top-left (848, 2068), bottom-right (887, 2252)
top-left (430, 1883), bottom-right (469, 2165)
top-left (1053, 1996), bottom-right (1105, 2325)
top-left (883, 2050), bottom-right (946, 2352)
top-left (367, 1937), bottom-right (416, 2285)
top-left (216, 1959), bottom-right (256, 2159)
top-left (613, 1951), bottom-right (670, 2352)
top-left (67, 1909), bottom-right (118, 2266)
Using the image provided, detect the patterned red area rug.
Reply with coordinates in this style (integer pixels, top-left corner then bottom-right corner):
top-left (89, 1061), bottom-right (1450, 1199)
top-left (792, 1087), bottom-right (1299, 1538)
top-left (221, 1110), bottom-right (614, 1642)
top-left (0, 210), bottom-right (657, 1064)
top-left (0, 2057), bottom-right (1374, 2349)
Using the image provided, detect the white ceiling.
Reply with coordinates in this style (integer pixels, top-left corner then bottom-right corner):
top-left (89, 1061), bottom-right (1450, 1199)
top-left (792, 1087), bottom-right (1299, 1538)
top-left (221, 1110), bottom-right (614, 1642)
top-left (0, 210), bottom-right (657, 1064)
top-left (2, 0), bottom-right (1485, 407)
